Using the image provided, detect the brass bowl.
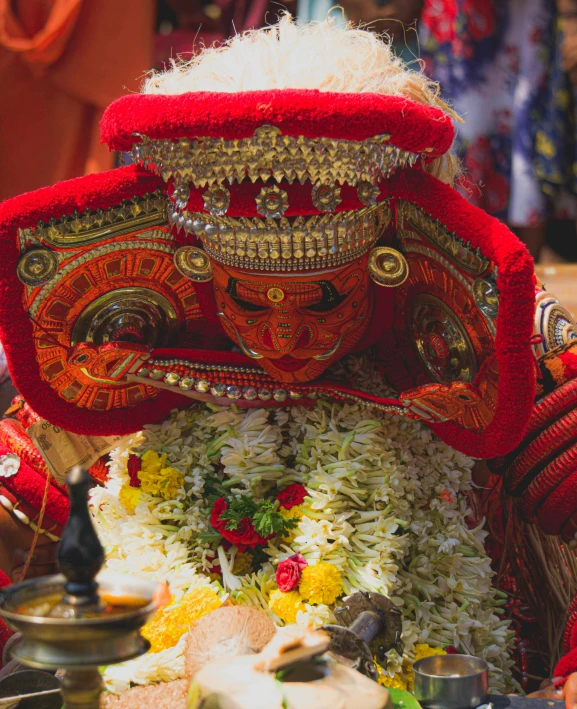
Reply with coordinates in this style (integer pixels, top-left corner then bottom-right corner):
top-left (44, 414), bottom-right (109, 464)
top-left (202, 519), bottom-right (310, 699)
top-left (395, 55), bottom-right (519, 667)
top-left (0, 572), bottom-right (159, 670)
top-left (413, 654), bottom-right (489, 709)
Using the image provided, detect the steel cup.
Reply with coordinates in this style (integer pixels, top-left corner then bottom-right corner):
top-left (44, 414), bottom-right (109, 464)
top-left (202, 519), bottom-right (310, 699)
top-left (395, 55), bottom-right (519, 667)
top-left (413, 654), bottom-right (489, 709)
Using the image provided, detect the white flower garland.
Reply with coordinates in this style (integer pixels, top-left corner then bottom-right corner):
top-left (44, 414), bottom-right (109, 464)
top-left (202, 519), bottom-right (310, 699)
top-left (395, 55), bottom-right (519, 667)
top-left (92, 378), bottom-right (516, 695)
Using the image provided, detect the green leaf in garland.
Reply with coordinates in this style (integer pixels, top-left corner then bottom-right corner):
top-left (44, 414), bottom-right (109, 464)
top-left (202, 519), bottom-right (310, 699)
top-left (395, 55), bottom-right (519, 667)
top-left (253, 499), bottom-right (299, 537)
top-left (387, 687), bottom-right (423, 709)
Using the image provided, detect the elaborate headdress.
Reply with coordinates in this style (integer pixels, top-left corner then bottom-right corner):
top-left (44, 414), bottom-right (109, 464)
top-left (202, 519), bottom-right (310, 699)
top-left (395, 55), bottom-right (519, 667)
top-left (0, 16), bottom-right (571, 469)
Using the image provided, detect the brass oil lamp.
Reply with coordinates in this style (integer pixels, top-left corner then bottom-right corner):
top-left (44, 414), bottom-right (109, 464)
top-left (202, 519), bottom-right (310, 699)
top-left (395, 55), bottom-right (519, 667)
top-left (0, 466), bottom-right (159, 708)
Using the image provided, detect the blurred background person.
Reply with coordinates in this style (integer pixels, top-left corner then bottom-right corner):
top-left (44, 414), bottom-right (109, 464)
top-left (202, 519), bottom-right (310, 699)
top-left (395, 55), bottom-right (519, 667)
top-left (0, 0), bottom-right (155, 201)
top-left (0, 1), bottom-right (298, 205)
top-left (298, 0), bottom-right (422, 61)
top-left (156, 0), bottom-right (296, 66)
top-left (418, 0), bottom-right (577, 260)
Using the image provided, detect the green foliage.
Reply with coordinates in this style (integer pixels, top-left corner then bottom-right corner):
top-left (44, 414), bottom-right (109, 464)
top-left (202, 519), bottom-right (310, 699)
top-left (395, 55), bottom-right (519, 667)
top-left (218, 496), bottom-right (299, 538)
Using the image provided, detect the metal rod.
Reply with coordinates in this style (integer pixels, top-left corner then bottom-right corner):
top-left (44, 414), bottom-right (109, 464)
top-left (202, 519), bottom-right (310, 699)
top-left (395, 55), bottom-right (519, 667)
top-left (348, 610), bottom-right (383, 644)
top-left (0, 688), bottom-right (62, 706)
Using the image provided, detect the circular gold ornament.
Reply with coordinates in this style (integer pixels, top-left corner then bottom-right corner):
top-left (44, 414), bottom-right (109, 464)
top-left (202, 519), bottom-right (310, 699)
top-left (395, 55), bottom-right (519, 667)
top-left (17, 248), bottom-right (58, 286)
top-left (473, 279), bottom-right (499, 319)
top-left (174, 246), bottom-right (213, 282)
top-left (367, 247), bottom-right (409, 287)
top-left (312, 183), bottom-right (342, 212)
top-left (412, 294), bottom-right (477, 383)
top-left (255, 185), bottom-right (289, 219)
top-left (172, 183), bottom-right (191, 210)
top-left (203, 185), bottom-right (231, 217)
top-left (70, 287), bottom-right (178, 348)
top-left (357, 181), bottom-right (380, 207)
top-left (267, 287), bottom-right (285, 303)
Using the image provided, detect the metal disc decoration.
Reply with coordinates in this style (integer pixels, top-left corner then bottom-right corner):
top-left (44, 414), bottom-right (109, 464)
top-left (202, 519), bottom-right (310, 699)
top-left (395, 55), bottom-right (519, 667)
top-left (367, 247), bottom-right (409, 288)
top-left (473, 279), bottom-right (499, 319)
top-left (174, 246), bottom-right (214, 282)
top-left (17, 249), bottom-right (58, 287)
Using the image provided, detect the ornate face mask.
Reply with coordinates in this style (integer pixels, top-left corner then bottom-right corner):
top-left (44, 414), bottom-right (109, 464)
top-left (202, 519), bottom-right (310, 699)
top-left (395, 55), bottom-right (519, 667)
top-left (213, 258), bottom-right (373, 383)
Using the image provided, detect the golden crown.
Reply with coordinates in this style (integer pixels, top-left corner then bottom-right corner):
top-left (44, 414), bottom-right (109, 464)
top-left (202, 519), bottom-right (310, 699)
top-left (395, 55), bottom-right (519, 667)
top-left (167, 201), bottom-right (391, 272)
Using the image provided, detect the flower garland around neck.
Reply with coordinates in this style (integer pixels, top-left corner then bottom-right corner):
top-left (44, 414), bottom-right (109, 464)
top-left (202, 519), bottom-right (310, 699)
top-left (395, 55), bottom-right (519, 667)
top-left (91, 381), bottom-right (517, 695)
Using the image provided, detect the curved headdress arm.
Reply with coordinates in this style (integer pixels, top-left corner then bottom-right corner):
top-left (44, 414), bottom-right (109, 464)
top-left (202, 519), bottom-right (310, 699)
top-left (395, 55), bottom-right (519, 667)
top-left (0, 166), bottom-right (186, 435)
top-left (386, 169), bottom-right (536, 458)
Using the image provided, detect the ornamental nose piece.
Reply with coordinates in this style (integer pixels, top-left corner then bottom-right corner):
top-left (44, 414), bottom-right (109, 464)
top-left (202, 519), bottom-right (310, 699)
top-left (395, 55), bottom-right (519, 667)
top-left (58, 465), bottom-right (104, 608)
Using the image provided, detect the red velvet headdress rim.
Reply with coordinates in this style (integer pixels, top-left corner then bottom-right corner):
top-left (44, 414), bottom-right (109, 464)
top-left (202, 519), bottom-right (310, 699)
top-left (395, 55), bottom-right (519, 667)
top-left (101, 89), bottom-right (455, 159)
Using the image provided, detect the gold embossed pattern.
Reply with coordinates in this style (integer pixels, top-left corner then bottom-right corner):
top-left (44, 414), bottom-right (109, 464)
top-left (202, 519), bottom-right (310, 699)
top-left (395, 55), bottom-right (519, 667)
top-left (132, 126), bottom-right (421, 188)
top-left (167, 201), bottom-right (391, 271)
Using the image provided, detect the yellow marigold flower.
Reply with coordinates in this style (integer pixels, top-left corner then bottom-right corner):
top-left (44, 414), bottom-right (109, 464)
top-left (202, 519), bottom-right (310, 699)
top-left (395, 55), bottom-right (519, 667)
top-left (141, 449), bottom-right (165, 475)
top-left (405, 644), bottom-right (446, 691)
top-left (269, 589), bottom-right (305, 624)
top-left (279, 505), bottom-right (303, 541)
top-left (299, 562), bottom-right (342, 605)
top-left (142, 587), bottom-right (221, 653)
top-left (118, 485), bottom-right (142, 514)
top-left (139, 449), bottom-right (184, 500)
top-left (413, 644), bottom-right (446, 661)
top-left (231, 551), bottom-right (253, 576)
top-left (377, 665), bottom-right (407, 691)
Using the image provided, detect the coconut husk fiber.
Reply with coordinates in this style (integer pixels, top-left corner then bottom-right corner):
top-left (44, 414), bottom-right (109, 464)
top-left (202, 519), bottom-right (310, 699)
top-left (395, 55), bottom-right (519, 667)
top-left (185, 605), bottom-right (276, 678)
top-left (100, 679), bottom-right (188, 709)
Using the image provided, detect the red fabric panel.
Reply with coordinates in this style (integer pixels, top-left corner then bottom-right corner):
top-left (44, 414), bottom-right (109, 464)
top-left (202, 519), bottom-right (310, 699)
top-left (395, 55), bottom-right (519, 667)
top-left (0, 444), bottom-right (69, 526)
top-left (101, 90), bottom-right (455, 157)
top-left (169, 179), bottom-right (384, 218)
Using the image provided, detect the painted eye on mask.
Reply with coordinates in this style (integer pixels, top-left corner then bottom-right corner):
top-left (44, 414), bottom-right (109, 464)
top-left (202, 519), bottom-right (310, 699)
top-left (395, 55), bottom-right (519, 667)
top-left (226, 279), bottom-right (269, 312)
top-left (304, 281), bottom-right (350, 313)
top-left (231, 297), bottom-right (269, 312)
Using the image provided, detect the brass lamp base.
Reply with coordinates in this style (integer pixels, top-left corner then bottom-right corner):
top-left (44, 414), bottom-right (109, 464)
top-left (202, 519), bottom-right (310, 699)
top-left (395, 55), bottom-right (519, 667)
top-left (60, 669), bottom-right (103, 709)
top-left (0, 572), bottom-right (158, 709)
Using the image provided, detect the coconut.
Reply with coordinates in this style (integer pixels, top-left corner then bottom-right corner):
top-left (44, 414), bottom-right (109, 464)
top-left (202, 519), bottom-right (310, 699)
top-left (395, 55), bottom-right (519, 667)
top-left (100, 679), bottom-right (188, 709)
top-left (184, 605), bottom-right (276, 678)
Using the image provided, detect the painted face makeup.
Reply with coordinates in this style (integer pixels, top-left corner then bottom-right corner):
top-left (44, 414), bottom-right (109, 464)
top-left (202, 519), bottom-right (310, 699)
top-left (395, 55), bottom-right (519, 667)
top-left (213, 255), bottom-right (374, 383)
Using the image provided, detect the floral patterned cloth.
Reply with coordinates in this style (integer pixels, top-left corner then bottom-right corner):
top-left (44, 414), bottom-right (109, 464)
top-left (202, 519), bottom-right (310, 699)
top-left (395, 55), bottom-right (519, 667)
top-left (420, 0), bottom-right (572, 226)
top-left (534, 16), bottom-right (577, 213)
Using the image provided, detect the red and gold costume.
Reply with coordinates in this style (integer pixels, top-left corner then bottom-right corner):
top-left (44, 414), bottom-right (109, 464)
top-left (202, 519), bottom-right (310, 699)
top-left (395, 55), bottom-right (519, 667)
top-left (1, 14), bottom-right (577, 684)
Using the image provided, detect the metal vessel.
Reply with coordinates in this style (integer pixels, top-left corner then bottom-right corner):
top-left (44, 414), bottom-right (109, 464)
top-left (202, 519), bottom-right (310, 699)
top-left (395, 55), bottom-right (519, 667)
top-left (0, 466), bottom-right (159, 709)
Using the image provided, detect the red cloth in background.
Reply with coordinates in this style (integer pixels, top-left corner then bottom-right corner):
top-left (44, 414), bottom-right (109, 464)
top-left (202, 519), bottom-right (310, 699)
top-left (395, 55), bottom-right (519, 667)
top-left (155, 0), bottom-right (291, 67)
top-left (0, 0), bottom-right (154, 200)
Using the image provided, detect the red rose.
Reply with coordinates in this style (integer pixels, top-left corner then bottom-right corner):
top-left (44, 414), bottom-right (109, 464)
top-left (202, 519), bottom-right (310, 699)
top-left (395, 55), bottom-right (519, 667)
top-left (127, 454), bottom-right (141, 488)
top-left (210, 497), bottom-right (270, 552)
top-left (225, 518), bottom-right (270, 551)
top-left (276, 553), bottom-right (308, 592)
top-left (211, 498), bottom-right (229, 534)
top-left (276, 484), bottom-right (307, 510)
